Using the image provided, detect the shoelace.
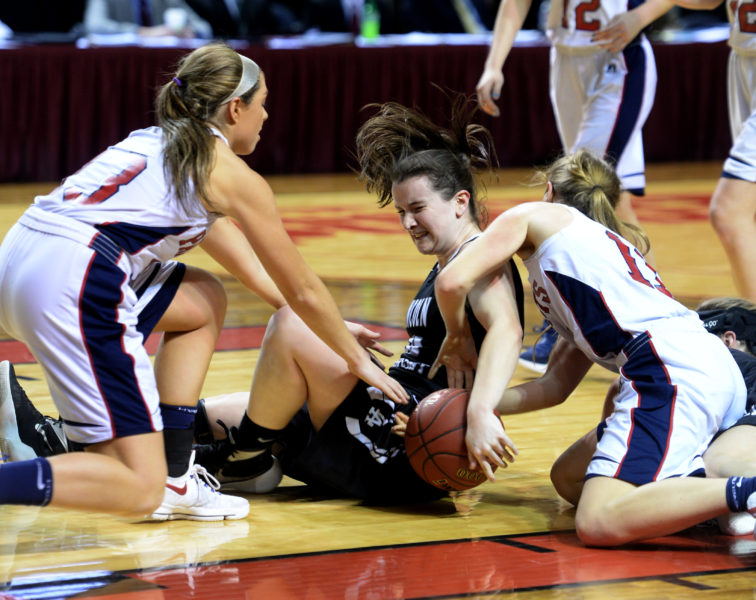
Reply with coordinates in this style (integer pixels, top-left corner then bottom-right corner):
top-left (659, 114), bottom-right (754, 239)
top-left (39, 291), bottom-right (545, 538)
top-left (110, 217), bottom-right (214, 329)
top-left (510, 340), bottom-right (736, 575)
top-left (215, 420), bottom-right (247, 461)
top-left (529, 325), bottom-right (555, 360)
top-left (191, 463), bottom-right (222, 493)
top-left (215, 419), bottom-right (272, 463)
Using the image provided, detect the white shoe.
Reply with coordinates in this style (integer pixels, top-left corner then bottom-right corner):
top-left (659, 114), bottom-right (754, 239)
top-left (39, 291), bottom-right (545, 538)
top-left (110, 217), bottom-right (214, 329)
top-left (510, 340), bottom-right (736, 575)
top-left (717, 512), bottom-right (756, 536)
top-left (0, 361), bottom-right (38, 463)
top-left (148, 452), bottom-right (250, 521)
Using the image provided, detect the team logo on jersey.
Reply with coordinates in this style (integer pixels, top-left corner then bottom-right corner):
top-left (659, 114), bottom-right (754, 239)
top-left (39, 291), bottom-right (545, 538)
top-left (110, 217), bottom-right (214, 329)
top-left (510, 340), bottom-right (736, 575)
top-left (407, 297), bottom-right (432, 328)
top-left (532, 280), bottom-right (551, 315)
top-left (177, 230), bottom-right (208, 255)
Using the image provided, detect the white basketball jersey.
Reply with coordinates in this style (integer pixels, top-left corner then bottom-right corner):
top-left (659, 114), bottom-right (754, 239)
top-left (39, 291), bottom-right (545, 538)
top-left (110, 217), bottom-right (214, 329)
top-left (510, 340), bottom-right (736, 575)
top-left (525, 207), bottom-right (747, 484)
top-left (547, 0), bottom-right (636, 49)
top-left (523, 206), bottom-right (701, 372)
top-left (32, 126), bottom-right (216, 279)
top-left (728, 0), bottom-right (756, 56)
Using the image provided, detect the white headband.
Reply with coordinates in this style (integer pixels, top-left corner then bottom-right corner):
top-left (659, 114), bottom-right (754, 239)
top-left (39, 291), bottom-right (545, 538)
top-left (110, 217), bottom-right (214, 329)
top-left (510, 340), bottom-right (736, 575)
top-left (220, 54), bottom-right (260, 105)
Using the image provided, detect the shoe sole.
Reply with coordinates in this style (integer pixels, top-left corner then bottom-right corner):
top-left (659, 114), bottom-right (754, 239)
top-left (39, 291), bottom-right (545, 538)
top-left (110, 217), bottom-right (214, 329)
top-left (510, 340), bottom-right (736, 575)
top-left (147, 504), bottom-right (250, 522)
top-left (220, 459), bottom-right (283, 494)
top-left (0, 361), bottom-right (37, 462)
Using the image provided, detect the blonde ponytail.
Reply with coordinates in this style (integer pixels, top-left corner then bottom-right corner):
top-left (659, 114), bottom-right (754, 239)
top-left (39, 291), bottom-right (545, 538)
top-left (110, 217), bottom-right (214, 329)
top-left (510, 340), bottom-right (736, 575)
top-left (535, 150), bottom-right (650, 255)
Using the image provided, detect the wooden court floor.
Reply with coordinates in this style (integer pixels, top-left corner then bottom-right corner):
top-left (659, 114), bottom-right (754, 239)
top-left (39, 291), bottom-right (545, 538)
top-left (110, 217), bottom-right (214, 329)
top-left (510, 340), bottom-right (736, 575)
top-left (1, 163), bottom-right (755, 599)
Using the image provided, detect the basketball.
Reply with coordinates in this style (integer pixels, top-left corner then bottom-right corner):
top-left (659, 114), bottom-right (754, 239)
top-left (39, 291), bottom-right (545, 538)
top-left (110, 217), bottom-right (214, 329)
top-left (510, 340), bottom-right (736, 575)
top-left (404, 388), bottom-right (497, 491)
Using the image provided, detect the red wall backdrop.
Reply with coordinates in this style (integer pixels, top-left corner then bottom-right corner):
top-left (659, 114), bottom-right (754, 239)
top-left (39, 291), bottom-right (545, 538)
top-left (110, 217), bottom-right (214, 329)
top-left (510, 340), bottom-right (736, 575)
top-left (0, 41), bottom-right (730, 182)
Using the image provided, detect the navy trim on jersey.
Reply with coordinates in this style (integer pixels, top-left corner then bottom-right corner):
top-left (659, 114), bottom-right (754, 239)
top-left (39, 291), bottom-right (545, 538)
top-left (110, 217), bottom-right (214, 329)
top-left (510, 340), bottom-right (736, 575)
top-left (545, 271), bottom-right (633, 356)
top-left (134, 263), bottom-right (161, 299)
top-left (722, 171), bottom-right (750, 181)
top-left (136, 262), bottom-right (186, 339)
top-left (605, 44), bottom-right (646, 168)
top-left (89, 231), bottom-right (124, 264)
top-left (79, 253), bottom-right (157, 438)
top-left (722, 153), bottom-right (756, 181)
top-left (616, 336), bottom-right (676, 483)
top-left (95, 222), bottom-right (191, 254)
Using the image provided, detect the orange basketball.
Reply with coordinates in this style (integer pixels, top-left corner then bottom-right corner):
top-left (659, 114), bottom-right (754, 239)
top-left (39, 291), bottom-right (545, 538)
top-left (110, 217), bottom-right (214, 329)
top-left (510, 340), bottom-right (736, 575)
top-left (404, 388), bottom-right (496, 491)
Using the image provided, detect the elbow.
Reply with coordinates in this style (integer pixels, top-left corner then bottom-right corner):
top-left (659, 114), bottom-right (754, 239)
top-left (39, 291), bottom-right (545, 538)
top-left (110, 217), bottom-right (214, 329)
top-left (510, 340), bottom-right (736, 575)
top-left (435, 270), bottom-right (469, 301)
top-left (282, 282), bottom-right (322, 314)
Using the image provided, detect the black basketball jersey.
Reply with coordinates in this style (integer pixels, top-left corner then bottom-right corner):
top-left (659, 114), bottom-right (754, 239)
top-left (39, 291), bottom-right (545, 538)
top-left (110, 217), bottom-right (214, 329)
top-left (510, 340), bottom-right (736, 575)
top-left (730, 348), bottom-right (756, 413)
top-left (388, 258), bottom-right (524, 399)
top-left (277, 257), bottom-right (524, 502)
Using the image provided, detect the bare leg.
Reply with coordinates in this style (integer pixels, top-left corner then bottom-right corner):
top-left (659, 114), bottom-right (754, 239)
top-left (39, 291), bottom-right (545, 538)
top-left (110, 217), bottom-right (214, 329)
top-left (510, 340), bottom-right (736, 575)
top-left (246, 306), bottom-right (361, 431)
top-left (575, 475), bottom-right (734, 546)
top-left (705, 426), bottom-right (756, 477)
top-left (46, 431), bottom-right (166, 515)
top-left (153, 267), bottom-right (226, 408)
top-left (194, 307), bottom-right (366, 494)
top-left (709, 177), bottom-right (756, 301)
top-left (203, 392), bottom-right (249, 439)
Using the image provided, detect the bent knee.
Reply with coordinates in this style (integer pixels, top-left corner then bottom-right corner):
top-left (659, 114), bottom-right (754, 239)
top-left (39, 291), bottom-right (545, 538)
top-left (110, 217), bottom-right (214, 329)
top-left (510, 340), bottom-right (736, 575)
top-left (709, 191), bottom-right (749, 235)
top-left (265, 305), bottom-right (308, 341)
top-left (709, 202), bottom-right (732, 234)
top-left (176, 268), bottom-right (228, 328)
top-left (574, 513), bottom-right (623, 547)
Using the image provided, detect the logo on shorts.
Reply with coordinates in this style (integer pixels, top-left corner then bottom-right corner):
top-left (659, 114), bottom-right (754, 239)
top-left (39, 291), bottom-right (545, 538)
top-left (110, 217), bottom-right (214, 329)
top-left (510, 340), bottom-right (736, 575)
top-left (36, 463), bottom-right (45, 490)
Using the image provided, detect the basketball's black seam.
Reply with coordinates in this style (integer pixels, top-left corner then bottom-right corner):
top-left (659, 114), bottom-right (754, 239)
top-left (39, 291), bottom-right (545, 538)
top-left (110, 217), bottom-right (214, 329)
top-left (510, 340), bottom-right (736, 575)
top-left (405, 389), bottom-right (465, 458)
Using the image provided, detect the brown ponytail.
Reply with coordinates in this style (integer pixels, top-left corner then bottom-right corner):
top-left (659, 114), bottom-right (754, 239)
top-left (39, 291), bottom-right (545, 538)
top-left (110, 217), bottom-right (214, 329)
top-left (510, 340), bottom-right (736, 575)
top-left (355, 93), bottom-right (496, 228)
top-left (155, 43), bottom-right (259, 212)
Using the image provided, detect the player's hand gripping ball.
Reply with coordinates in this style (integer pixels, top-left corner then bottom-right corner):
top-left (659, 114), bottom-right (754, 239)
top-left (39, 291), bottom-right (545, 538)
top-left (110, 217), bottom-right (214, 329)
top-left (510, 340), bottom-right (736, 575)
top-left (404, 388), bottom-right (499, 491)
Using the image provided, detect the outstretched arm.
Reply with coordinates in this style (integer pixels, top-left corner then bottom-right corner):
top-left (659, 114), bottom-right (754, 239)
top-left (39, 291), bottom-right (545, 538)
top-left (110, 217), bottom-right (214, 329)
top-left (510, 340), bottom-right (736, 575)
top-left (477, 0), bottom-right (534, 117)
top-left (201, 216), bottom-right (287, 310)
top-left (497, 337), bottom-right (592, 415)
top-left (208, 147), bottom-right (408, 405)
top-left (461, 262), bottom-right (524, 479)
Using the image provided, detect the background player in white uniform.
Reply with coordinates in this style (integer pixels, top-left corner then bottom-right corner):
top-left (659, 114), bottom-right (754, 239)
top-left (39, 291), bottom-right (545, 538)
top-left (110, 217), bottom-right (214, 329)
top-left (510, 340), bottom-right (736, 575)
top-left (0, 43), bottom-right (406, 521)
top-left (430, 149), bottom-right (756, 546)
top-left (477, 0), bottom-right (672, 370)
top-left (664, 0), bottom-right (756, 302)
top-left (478, 0), bottom-right (670, 220)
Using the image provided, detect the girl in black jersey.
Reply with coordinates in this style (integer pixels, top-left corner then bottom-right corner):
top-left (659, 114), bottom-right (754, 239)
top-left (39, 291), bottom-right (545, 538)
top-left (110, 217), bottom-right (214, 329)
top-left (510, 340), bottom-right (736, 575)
top-left (196, 96), bottom-right (525, 503)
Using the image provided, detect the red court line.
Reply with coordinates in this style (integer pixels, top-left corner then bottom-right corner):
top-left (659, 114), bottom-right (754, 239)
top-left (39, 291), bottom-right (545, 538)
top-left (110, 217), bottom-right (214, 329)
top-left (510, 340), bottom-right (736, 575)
top-left (0, 323), bottom-right (408, 365)
top-left (9, 531), bottom-right (755, 599)
top-left (128, 532), bottom-right (753, 599)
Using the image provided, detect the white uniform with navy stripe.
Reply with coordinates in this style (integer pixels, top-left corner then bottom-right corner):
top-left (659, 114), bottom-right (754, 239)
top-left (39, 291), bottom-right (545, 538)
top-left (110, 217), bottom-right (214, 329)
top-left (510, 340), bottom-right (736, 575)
top-left (0, 126), bottom-right (217, 444)
top-left (523, 207), bottom-right (746, 484)
top-left (723, 0), bottom-right (756, 181)
top-left (546, 0), bottom-right (657, 194)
